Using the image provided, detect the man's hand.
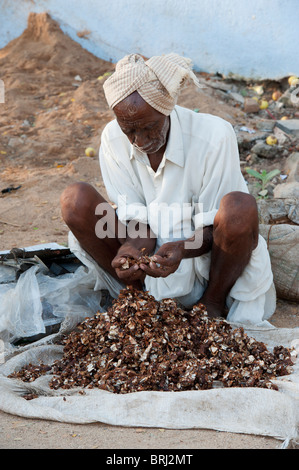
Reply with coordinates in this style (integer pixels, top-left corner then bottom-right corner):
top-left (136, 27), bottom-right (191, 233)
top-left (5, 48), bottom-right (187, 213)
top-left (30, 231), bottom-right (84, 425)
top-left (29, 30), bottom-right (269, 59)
top-left (111, 222), bottom-right (157, 285)
top-left (140, 240), bottom-right (185, 278)
top-left (138, 227), bottom-right (214, 279)
top-left (112, 243), bottom-right (147, 285)
top-left (112, 226), bottom-right (213, 282)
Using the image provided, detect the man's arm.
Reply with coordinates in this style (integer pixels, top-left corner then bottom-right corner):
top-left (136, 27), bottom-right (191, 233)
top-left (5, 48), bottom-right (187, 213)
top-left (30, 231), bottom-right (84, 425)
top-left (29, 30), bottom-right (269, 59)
top-left (179, 225), bottom-right (214, 259)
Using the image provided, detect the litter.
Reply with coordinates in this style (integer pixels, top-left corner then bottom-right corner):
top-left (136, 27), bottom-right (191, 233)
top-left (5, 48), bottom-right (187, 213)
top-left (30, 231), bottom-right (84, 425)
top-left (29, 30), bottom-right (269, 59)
top-left (0, 243), bottom-right (109, 346)
top-left (239, 126), bottom-right (256, 134)
top-left (1, 185), bottom-right (21, 194)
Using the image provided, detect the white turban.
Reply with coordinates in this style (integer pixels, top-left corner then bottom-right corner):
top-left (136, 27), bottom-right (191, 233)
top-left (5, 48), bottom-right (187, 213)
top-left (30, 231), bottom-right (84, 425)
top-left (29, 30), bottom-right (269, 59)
top-left (103, 53), bottom-right (202, 116)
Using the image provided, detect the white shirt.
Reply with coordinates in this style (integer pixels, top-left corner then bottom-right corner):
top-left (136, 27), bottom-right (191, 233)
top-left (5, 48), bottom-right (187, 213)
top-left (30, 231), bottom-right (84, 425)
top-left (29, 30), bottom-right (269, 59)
top-left (96, 105), bottom-right (275, 323)
top-left (100, 105), bottom-right (248, 240)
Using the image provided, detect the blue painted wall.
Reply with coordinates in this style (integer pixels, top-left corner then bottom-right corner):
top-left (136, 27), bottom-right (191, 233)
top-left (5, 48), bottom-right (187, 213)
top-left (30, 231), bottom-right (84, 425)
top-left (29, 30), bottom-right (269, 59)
top-left (1, 0), bottom-right (298, 79)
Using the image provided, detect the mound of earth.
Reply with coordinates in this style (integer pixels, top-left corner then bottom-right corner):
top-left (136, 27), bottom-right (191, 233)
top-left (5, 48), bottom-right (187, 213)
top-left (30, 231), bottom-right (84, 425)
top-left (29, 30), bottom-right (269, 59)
top-left (0, 12), bottom-right (115, 166)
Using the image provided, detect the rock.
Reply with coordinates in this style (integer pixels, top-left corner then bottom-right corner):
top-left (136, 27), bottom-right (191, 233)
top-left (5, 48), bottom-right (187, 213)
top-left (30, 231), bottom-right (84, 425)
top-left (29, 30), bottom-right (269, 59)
top-left (265, 183), bottom-right (274, 198)
top-left (255, 119), bottom-right (276, 132)
top-left (243, 98), bottom-right (260, 113)
top-left (203, 79), bottom-right (234, 92)
top-left (257, 198), bottom-right (287, 224)
top-left (257, 197), bottom-right (299, 225)
top-left (286, 200), bottom-right (299, 224)
top-left (250, 141), bottom-right (283, 158)
top-left (273, 126), bottom-right (288, 145)
top-left (275, 119), bottom-right (299, 136)
top-left (273, 181), bottom-right (299, 199)
top-left (236, 129), bottom-right (268, 151)
top-left (259, 224), bottom-right (299, 301)
top-left (284, 152), bottom-right (299, 182)
top-left (227, 92), bottom-right (245, 105)
top-left (247, 153), bottom-right (260, 164)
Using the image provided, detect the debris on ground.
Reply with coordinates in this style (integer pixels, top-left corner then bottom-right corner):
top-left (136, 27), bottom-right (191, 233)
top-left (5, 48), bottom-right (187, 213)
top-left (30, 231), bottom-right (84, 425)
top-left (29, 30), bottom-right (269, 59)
top-left (9, 288), bottom-right (295, 395)
top-left (1, 185), bottom-right (21, 194)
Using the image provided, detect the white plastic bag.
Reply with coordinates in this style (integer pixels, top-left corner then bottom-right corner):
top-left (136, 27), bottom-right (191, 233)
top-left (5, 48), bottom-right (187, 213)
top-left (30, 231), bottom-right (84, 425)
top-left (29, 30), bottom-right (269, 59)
top-left (0, 266), bottom-right (44, 343)
top-left (0, 263), bottom-right (105, 346)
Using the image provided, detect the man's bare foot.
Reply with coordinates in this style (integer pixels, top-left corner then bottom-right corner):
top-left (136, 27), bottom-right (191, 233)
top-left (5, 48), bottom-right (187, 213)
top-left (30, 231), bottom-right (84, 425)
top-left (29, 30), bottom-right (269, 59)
top-left (199, 296), bottom-right (227, 319)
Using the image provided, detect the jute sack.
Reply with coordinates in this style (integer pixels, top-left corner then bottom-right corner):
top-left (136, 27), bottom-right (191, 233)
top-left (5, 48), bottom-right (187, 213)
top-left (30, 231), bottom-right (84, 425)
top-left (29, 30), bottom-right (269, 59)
top-left (259, 224), bottom-right (299, 301)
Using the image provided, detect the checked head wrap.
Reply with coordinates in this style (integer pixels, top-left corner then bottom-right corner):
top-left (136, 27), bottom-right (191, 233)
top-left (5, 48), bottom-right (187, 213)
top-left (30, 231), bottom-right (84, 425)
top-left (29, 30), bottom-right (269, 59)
top-left (103, 53), bottom-right (203, 116)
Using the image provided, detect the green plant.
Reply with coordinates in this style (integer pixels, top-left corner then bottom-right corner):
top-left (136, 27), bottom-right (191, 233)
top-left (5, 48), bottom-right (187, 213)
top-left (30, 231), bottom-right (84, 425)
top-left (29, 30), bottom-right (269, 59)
top-left (245, 168), bottom-right (280, 198)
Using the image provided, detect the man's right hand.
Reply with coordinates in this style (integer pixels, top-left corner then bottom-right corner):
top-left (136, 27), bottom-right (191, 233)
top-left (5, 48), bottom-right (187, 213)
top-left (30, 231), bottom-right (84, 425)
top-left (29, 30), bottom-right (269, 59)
top-left (111, 243), bottom-right (148, 286)
top-left (112, 222), bottom-right (157, 286)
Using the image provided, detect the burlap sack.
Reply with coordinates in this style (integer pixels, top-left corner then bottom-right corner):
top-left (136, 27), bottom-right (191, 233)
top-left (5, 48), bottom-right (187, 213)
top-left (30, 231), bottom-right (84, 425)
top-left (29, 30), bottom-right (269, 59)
top-left (259, 224), bottom-right (299, 302)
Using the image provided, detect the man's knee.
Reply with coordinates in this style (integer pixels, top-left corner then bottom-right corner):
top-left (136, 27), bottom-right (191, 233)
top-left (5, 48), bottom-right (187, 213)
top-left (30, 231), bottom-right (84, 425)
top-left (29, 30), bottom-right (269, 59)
top-left (214, 191), bottom-right (259, 247)
top-left (60, 182), bottom-right (105, 227)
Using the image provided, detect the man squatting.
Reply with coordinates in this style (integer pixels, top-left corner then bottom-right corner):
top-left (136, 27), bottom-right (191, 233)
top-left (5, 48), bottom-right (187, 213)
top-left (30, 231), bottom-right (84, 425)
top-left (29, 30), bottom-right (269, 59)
top-left (60, 53), bottom-right (275, 323)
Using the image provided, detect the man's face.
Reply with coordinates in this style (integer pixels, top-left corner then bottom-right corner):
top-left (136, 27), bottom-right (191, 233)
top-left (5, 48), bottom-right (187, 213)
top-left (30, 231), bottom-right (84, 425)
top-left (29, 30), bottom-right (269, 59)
top-left (113, 92), bottom-right (170, 154)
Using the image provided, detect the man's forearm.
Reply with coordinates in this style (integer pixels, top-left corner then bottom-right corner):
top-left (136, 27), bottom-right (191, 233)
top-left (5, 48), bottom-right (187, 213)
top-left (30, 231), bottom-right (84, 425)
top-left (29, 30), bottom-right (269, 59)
top-left (121, 222), bottom-right (157, 254)
top-left (180, 225), bottom-right (214, 259)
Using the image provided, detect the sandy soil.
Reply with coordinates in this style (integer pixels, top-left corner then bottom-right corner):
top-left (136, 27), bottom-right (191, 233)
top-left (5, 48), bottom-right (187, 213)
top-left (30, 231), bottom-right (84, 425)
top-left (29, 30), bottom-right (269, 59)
top-left (0, 12), bottom-right (298, 449)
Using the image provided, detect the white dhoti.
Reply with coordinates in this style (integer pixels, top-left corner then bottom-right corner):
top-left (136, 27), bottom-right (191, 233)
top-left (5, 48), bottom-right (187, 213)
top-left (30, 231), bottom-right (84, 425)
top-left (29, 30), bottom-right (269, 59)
top-left (68, 231), bottom-right (276, 327)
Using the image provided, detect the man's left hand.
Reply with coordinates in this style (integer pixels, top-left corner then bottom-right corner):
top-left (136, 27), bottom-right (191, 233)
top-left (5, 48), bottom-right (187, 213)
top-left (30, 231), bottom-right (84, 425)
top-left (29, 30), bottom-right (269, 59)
top-left (140, 241), bottom-right (184, 278)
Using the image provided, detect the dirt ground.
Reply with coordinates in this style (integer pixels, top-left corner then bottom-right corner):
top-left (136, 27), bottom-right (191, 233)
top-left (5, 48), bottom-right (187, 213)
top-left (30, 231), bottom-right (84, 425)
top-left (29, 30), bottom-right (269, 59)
top-left (0, 13), bottom-right (298, 449)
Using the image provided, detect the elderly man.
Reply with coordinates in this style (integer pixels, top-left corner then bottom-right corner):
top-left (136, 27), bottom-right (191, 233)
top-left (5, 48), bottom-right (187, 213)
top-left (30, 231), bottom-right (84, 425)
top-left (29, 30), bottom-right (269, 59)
top-left (60, 53), bottom-right (275, 323)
